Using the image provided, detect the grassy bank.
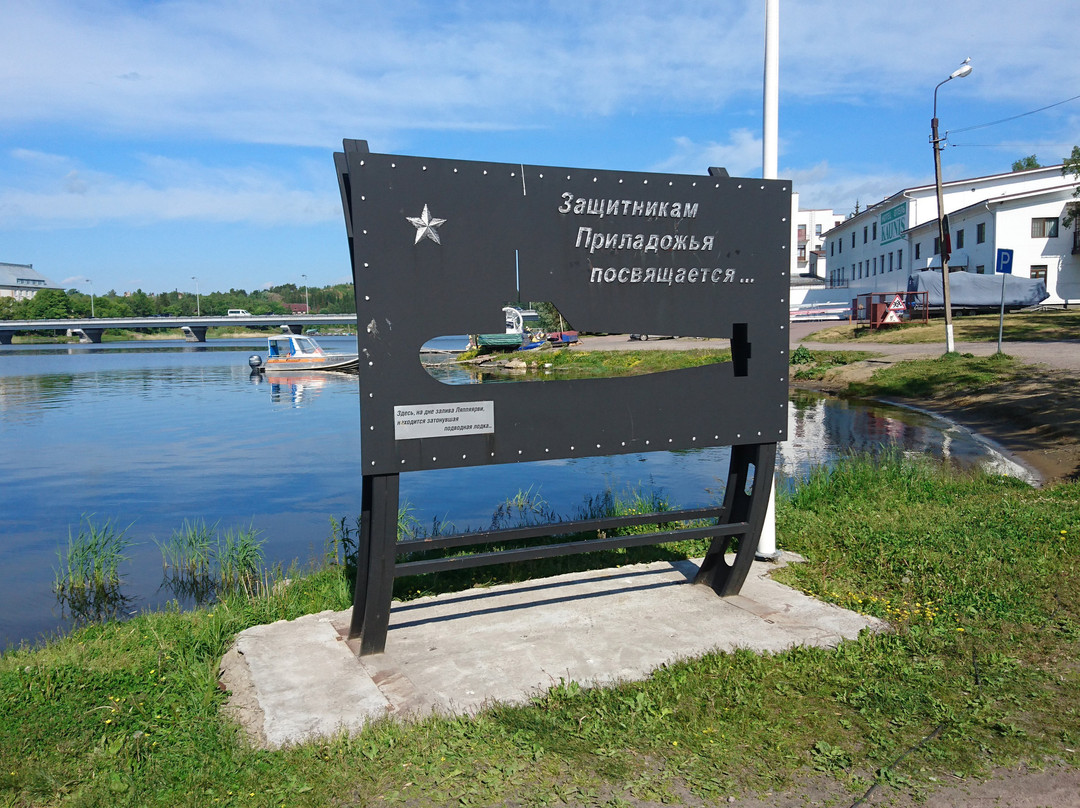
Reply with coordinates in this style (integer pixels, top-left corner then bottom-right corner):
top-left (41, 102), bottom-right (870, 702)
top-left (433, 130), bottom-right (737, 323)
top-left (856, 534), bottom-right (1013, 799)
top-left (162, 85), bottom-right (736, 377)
top-left (3, 457), bottom-right (1079, 806)
top-left (805, 308), bottom-right (1080, 345)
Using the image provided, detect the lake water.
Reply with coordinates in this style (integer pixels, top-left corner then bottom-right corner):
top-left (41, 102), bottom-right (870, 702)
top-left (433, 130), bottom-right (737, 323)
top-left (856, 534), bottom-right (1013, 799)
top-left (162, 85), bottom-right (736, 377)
top-left (0, 337), bottom-right (1030, 650)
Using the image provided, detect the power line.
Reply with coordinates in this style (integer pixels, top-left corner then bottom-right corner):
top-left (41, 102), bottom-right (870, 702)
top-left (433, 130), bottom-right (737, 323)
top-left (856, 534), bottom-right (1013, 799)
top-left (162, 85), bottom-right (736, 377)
top-left (951, 93), bottom-right (1080, 134)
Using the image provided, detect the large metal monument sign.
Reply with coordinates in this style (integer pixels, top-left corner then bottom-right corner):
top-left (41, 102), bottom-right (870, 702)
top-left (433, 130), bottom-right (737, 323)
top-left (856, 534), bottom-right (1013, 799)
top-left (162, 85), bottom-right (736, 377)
top-left (336, 139), bottom-right (791, 655)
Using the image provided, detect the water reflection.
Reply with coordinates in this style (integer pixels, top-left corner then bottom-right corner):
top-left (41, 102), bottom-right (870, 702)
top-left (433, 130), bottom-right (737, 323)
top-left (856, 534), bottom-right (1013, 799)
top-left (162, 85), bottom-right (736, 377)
top-left (250, 369), bottom-right (359, 408)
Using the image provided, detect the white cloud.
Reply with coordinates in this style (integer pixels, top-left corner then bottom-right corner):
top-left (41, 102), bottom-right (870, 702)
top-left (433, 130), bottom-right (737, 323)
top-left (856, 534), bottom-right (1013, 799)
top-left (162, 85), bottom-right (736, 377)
top-left (0, 154), bottom-right (338, 228)
top-left (651, 131), bottom-right (763, 177)
top-left (2, 0), bottom-right (1075, 150)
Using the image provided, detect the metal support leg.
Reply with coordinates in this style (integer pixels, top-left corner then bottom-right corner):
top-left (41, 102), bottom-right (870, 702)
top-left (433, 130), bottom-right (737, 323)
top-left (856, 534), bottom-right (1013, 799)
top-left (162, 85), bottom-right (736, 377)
top-left (348, 473), bottom-right (400, 655)
top-left (694, 442), bottom-right (776, 596)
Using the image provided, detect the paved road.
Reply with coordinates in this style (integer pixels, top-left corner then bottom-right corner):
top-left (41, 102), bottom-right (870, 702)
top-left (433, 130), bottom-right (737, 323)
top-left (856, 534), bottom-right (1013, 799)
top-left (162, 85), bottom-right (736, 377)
top-left (790, 321), bottom-right (1080, 373)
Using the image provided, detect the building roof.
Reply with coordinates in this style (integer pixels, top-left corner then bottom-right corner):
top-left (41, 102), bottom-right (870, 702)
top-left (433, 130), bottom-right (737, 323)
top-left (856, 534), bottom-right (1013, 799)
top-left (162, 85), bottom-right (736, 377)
top-left (822, 163), bottom-right (1071, 236)
top-left (0, 262), bottom-right (61, 290)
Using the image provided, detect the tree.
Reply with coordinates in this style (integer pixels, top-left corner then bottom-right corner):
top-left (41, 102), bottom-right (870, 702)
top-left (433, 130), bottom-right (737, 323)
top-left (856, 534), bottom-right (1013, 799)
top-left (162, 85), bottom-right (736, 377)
top-left (1063, 145), bottom-right (1080, 228)
top-left (1012, 155), bottom-right (1042, 172)
top-left (24, 289), bottom-right (74, 319)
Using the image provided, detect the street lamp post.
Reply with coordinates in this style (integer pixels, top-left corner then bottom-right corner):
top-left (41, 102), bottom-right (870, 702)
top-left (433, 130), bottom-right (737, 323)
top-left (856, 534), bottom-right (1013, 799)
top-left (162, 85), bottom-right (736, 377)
top-left (931, 57), bottom-right (972, 354)
top-left (85, 279), bottom-right (95, 318)
top-left (301, 274), bottom-right (309, 314)
top-left (191, 276), bottom-right (200, 316)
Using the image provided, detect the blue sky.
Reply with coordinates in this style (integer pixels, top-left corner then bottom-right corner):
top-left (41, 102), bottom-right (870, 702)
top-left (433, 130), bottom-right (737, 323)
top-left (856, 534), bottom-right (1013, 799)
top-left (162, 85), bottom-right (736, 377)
top-left (2, 0), bottom-right (1078, 295)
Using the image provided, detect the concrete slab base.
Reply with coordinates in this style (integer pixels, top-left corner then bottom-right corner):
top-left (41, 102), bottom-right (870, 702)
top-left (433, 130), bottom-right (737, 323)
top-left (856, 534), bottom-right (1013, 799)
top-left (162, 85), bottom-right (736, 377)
top-left (219, 553), bottom-right (887, 748)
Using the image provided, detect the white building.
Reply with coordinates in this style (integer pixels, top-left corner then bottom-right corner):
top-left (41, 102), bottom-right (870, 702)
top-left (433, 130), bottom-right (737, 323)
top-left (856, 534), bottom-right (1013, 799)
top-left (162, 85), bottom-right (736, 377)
top-left (814, 164), bottom-right (1079, 311)
top-left (0, 262), bottom-right (60, 300)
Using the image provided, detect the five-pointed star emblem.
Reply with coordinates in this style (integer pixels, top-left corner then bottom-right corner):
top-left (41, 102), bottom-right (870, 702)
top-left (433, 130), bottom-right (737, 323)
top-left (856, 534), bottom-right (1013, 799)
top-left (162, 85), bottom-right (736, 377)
top-left (406, 204), bottom-right (447, 245)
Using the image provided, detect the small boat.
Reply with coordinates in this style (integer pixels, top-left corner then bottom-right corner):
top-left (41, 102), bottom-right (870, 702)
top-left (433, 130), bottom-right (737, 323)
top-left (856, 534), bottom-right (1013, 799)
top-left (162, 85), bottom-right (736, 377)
top-left (249, 334), bottom-right (359, 373)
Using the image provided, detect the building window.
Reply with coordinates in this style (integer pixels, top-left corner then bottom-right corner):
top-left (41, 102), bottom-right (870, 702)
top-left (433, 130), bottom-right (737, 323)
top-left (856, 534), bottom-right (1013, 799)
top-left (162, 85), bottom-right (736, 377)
top-left (838, 239), bottom-right (842, 254)
top-left (915, 243), bottom-right (921, 259)
top-left (872, 222), bottom-right (878, 240)
top-left (897, 249), bottom-right (903, 270)
top-left (1030, 265), bottom-right (1048, 281)
top-left (956, 229), bottom-right (964, 248)
top-left (863, 226), bottom-right (868, 244)
top-left (798, 244), bottom-right (806, 261)
top-left (1031, 218), bottom-right (1059, 238)
top-left (889, 252), bottom-right (894, 272)
top-left (851, 233), bottom-right (856, 248)
top-left (977, 222), bottom-right (986, 243)
top-left (976, 265), bottom-right (985, 274)
top-left (798, 225), bottom-right (807, 241)
top-left (933, 237), bottom-right (940, 255)
top-left (872, 257), bottom-right (877, 275)
top-left (830, 241), bottom-right (834, 256)
top-left (815, 224), bottom-right (822, 237)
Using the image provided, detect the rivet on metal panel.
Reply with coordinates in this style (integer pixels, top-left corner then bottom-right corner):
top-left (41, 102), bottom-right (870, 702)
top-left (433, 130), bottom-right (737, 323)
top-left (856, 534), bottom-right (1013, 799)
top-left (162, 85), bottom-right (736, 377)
top-left (645, 440), bottom-right (650, 445)
top-left (592, 177), bottom-right (597, 182)
top-left (483, 170), bottom-right (488, 175)
top-left (360, 195), bottom-right (366, 201)
top-left (453, 168), bottom-right (458, 173)
top-left (539, 173), bottom-right (544, 178)
top-left (390, 163), bottom-right (396, 168)
top-left (359, 160), bottom-right (365, 165)
top-left (643, 179), bottom-right (648, 184)
top-left (737, 184), bottom-right (742, 189)
top-left (570, 445), bottom-right (575, 451)
top-left (422, 166), bottom-right (427, 171)
top-left (362, 230), bottom-right (367, 235)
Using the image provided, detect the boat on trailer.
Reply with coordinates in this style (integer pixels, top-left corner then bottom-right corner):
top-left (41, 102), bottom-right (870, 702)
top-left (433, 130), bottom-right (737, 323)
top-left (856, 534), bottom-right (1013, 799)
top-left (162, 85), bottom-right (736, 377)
top-left (251, 334), bottom-right (359, 373)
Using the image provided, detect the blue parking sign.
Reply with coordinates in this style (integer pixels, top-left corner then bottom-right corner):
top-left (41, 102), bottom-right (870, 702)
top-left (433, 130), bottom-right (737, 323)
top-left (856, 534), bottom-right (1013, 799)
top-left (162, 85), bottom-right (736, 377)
top-left (996, 248), bottom-right (1014, 274)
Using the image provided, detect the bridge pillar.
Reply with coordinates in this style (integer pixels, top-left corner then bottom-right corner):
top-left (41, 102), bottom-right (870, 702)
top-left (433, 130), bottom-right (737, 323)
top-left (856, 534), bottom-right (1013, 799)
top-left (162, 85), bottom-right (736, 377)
top-left (181, 326), bottom-right (208, 342)
top-left (280, 323), bottom-right (305, 335)
top-left (0, 331), bottom-right (13, 345)
top-left (68, 328), bottom-right (105, 344)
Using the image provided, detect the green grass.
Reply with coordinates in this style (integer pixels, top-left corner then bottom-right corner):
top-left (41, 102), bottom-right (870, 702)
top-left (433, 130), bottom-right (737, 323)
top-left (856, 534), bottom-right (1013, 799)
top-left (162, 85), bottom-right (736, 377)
top-left (806, 308), bottom-right (1080, 345)
top-left (789, 347), bottom-right (874, 380)
top-left (520, 348), bottom-right (733, 377)
top-left (846, 352), bottom-right (1023, 398)
top-left (6, 459), bottom-right (1080, 806)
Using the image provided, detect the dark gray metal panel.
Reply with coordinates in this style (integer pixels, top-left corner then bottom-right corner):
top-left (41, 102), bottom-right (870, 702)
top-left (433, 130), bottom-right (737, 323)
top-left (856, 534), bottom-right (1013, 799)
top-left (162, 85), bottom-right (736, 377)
top-left (338, 142), bottom-right (790, 475)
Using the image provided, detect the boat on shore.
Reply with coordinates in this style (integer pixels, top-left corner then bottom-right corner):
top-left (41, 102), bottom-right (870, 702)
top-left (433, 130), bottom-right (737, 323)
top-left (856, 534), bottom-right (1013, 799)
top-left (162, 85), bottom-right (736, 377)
top-left (249, 334), bottom-right (359, 373)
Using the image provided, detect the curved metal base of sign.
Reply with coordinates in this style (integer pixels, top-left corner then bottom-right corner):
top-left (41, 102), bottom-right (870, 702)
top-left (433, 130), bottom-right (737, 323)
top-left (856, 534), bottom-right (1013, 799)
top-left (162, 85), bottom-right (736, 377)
top-left (348, 442), bottom-right (777, 657)
top-left (693, 442), bottom-right (777, 596)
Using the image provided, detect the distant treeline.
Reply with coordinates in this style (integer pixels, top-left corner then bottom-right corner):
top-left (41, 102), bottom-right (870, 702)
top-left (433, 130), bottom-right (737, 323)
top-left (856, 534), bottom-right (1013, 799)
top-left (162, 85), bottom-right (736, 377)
top-left (0, 283), bottom-right (357, 320)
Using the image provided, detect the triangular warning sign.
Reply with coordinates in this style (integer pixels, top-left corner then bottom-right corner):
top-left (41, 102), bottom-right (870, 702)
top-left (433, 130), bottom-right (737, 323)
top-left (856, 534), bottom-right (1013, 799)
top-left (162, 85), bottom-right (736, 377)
top-left (889, 294), bottom-right (905, 311)
top-left (883, 309), bottom-right (902, 324)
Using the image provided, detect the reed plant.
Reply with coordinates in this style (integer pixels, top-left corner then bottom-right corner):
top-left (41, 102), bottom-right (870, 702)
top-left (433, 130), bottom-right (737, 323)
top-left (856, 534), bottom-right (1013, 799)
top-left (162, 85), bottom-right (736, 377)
top-left (158, 519), bottom-right (216, 578)
top-left (53, 515), bottom-right (133, 623)
top-left (217, 524), bottom-right (265, 593)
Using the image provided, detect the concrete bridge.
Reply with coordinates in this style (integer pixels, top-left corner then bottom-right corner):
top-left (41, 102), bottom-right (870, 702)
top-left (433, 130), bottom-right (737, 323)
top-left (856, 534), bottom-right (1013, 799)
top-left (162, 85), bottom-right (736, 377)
top-left (0, 314), bottom-right (358, 344)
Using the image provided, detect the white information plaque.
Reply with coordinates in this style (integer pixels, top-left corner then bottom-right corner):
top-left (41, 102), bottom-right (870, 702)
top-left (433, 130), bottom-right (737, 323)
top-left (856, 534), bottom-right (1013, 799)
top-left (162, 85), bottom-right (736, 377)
top-left (394, 401), bottom-right (495, 441)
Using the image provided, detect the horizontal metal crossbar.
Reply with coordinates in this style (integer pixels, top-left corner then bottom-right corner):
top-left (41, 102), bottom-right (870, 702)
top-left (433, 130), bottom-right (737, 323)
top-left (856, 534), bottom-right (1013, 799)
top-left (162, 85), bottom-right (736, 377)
top-left (394, 520), bottom-right (748, 577)
top-left (394, 504), bottom-right (728, 557)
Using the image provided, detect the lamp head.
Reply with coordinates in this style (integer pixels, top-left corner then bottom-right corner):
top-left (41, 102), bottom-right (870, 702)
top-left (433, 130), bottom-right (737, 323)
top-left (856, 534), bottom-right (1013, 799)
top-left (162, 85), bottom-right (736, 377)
top-left (950, 58), bottom-right (972, 80)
